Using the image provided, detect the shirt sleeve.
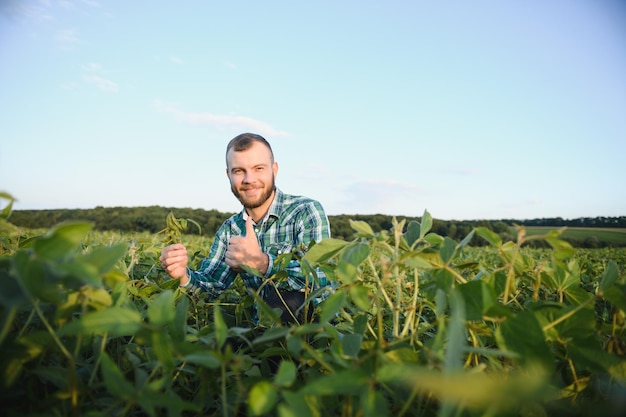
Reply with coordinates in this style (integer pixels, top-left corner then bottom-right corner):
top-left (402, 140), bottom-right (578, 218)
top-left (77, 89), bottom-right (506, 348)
top-left (184, 223), bottom-right (238, 297)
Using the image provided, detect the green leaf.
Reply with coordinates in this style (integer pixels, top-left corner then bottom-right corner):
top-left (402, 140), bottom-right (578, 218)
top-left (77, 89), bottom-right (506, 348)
top-left (457, 280), bottom-right (496, 321)
top-left (424, 233), bottom-right (444, 245)
top-left (151, 330), bottom-right (174, 368)
top-left (171, 294), bottom-right (188, 343)
top-left (341, 333), bottom-right (363, 358)
top-left (598, 260), bottom-right (619, 295)
top-left (341, 242), bottom-right (370, 266)
top-left (100, 352), bottom-right (135, 400)
top-left (541, 261), bottom-right (579, 293)
top-left (353, 312), bottom-right (368, 335)
top-left (336, 261), bottom-right (358, 284)
top-left (53, 258), bottom-right (102, 287)
top-left (274, 360), bottom-right (297, 387)
top-left (253, 327), bottom-right (289, 345)
top-left (299, 369), bottom-right (367, 395)
top-left (281, 391), bottom-right (315, 417)
top-left (349, 219), bottom-right (375, 237)
top-left (58, 306), bottom-right (142, 337)
top-left (0, 268), bottom-right (28, 308)
top-left (183, 351), bottom-right (221, 369)
top-left (376, 364), bottom-right (549, 411)
top-left (349, 285), bottom-right (371, 310)
top-left (81, 243), bottom-right (128, 274)
top-left (148, 290), bottom-right (175, 326)
top-left (249, 380), bottom-right (278, 416)
top-left (33, 222), bottom-right (93, 260)
top-left (302, 238), bottom-right (348, 264)
top-left (458, 229), bottom-right (475, 250)
top-left (419, 210), bottom-right (432, 238)
top-left (14, 251), bottom-right (62, 303)
top-left (1, 197), bottom-right (14, 220)
top-left (496, 310), bottom-right (554, 372)
top-left (30, 366), bottom-right (69, 389)
top-left (434, 268), bottom-right (455, 293)
top-left (404, 221), bottom-right (421, 247)
top-left (361, 387), bottom-right (389, 417)
top-left (214, 304), bottom-right (228, 349)
top-left (136, 385), bottom-right (201, 417)
top-left (319, 290), bottom-right (346, 323)
top-left (402, 252), bottom-right (436, 269)
top-left (474, 227), bottom-right (502, 247)
top-left (603, 285), bottom-right (626, 312)
top-left (564, 286), bottom-right (593, 306)
top-left (545, 231), bottom-right (576, 260)
top-left (445, 290), bottom-right (466, 372)
top-left (439, 237), bottom-right (457, 264)
top-left (567, 337), bottom-right (621, 375)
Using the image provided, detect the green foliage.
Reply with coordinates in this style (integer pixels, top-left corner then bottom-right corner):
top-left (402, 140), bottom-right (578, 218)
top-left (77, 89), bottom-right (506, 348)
top-left (1, 195), bottom-right (625, 416)
top-left (9, 205), bottom-right (626, 247)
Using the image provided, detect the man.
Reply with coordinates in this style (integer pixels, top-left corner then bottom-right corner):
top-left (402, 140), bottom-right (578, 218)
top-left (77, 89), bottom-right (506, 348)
top-left (160, 133), bottom-right (333, 324)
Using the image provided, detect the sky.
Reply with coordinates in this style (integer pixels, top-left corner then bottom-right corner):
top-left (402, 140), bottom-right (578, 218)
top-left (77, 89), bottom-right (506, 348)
top-left (1, 0), bottom-right (625, 221)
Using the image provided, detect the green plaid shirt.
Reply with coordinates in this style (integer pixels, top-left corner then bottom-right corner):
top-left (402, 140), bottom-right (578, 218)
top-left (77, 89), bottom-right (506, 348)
top-left (184, 188), bottom-right (333, 299)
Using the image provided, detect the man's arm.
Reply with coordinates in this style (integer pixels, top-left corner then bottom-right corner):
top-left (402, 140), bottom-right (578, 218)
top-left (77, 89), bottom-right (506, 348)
top-left (267, 200), bottom-right (332, 291)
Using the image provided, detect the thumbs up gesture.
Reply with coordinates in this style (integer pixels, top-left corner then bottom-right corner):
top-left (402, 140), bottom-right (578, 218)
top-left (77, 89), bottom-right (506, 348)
top-left (225, 215), bottom-right (269, 274)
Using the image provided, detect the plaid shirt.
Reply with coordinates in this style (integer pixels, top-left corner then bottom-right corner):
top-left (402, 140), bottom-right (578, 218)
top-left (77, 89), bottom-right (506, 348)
top-left (184, 188), bottom-right (333, 300)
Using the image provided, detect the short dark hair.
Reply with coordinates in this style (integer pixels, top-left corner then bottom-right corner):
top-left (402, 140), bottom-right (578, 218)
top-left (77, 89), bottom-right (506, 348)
top-left (226, 133), bottom-right (274, 165)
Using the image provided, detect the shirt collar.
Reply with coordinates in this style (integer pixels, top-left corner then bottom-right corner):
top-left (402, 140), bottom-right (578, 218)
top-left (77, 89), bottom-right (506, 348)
top-left (240, 188), bottom-right (283, 225)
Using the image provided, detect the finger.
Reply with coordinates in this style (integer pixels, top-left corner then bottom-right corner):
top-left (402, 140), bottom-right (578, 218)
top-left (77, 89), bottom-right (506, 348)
top-left (245, 214), bottom-right (255, 238)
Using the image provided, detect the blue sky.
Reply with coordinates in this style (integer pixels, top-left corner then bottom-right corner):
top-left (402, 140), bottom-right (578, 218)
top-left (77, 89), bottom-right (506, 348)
top-left (1, 0), bottom-right (625, 221)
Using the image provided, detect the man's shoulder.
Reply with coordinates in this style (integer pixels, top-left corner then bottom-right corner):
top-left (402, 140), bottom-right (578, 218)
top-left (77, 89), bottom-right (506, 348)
top-left (272, 190), bottom-right (326, 223)
top-left (276, 190), bottom-right (323, 211)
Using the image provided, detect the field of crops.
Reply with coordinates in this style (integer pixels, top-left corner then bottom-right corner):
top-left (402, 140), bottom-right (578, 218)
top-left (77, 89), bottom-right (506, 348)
top-left (523, 226), bottom-right (626, 246)
top-left (1, 204), bottom-right (625, 417)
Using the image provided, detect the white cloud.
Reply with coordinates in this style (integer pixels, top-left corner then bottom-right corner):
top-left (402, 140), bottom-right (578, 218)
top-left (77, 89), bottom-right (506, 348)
top-left (0, 1), bottom-right (53, 20)
top-left (81, 0), bottom-right (101, 7)
top-left (56, 28), bottom-right (80, 46)
top-left (169, 56), bottom-right (184, 65)
top-left (153, 100), bottom-right (290, 138)
top-left (81, 63), bottom-right (118, 92)
top-left (84, 75), bottom-right (118, 92)
top-left (223, 61), bottom-right (237, 70)
top-left (83, 62), bottom-right (102, 72)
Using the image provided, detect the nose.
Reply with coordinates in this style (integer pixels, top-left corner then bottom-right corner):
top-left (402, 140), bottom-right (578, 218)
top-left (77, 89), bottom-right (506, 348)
top-left (243, 171), bottom-right (256, 184)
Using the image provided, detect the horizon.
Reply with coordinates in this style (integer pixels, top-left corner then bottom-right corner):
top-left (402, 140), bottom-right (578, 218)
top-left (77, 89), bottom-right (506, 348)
top-left (7, 200), bottom-right (625, 224)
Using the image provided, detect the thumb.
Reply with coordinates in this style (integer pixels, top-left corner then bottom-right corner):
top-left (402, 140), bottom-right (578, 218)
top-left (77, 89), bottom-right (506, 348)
top-left (245, 214), bottom-right (256, 238)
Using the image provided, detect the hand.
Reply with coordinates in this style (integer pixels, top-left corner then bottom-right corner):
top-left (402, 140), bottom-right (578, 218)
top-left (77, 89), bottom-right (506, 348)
top-left (225, 215), bottom-right (269, 274)
top-left (160, 243), bottom-right (190, 285)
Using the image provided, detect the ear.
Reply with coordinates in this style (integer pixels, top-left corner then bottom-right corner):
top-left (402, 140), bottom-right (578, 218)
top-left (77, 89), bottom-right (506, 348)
top-left (272, 161), bottom-right (278, 177)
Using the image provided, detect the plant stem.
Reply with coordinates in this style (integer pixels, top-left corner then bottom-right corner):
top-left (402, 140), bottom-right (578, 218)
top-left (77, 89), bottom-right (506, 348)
top-left (542, 297), bottom-right (594, 332)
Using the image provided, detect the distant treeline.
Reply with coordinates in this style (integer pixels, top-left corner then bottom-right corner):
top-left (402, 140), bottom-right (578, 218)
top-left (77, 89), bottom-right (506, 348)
top-left (9, 207), bottom-right (626, 248)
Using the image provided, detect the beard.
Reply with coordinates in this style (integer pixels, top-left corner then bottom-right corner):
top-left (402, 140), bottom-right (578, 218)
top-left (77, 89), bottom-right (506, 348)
top-left (231, 176), bottom-right (276, 209)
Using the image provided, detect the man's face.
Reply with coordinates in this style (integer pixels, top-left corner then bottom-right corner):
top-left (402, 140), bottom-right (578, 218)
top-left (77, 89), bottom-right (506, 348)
top-left (227, 141), bottom-right (278, 209)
